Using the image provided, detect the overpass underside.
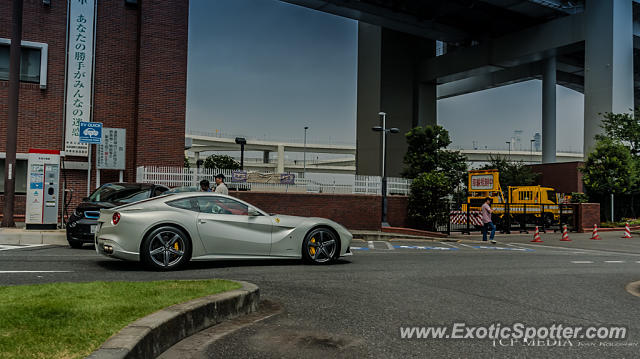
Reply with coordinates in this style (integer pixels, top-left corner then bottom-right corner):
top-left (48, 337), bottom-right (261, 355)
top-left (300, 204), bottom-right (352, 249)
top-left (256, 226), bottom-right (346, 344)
top-left (280, 0), bottom-right (638, 176)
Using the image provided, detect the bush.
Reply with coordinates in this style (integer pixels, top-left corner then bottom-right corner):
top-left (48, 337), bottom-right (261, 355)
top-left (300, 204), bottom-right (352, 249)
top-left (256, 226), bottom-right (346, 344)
top-left (407, 172), bottom-right (451, 231)
top-left (203, 154), bottom-right (240, 170)
top-left (570, 192), bottom-right (589, 204)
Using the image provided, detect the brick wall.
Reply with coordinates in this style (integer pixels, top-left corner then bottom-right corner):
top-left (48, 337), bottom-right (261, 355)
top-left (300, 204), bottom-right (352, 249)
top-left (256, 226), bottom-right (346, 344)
top-left (528, 162), bottom-right (584, 194)
top-left (230, 192), bottom-right (409, 230)
top-left (577, 203), bottom-right (600, 233)
top-left (0, 0), bottom-right (189, 223)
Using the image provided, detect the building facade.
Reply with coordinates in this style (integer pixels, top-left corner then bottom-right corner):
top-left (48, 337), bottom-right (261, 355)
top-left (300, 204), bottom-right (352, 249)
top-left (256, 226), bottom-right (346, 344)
top-left (0, 0), bottom-right (189, 222)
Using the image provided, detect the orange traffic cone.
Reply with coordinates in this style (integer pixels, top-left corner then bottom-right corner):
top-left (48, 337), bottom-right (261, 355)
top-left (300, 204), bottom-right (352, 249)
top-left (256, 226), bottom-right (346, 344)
top-left (622, 223), bottom-right (633, 239)
top-left (590, 224), bottom-right (601, 240)
top-left (560, 225), bottom-right (571, 241)
top-left (531, 226), bottom-right (543, 242)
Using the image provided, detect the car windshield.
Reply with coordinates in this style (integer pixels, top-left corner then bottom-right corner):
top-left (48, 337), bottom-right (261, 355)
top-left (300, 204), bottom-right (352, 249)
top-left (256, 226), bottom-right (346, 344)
top-left (167, 186), bottom-right (200, 193)
top-left (88, 184), bottom-right (152, 203)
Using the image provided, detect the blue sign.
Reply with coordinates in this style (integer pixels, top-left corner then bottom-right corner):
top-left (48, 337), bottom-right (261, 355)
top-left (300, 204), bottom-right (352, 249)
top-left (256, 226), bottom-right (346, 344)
top-left (79, 122), bottom-right (103, 144)
top-left (280, 173), bottom-right (295, 185)
top-left (232, 170), bottom-right (248, 183)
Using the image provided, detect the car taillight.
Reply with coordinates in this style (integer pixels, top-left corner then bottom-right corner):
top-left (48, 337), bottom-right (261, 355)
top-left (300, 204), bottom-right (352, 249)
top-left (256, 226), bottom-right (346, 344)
top-left (112, 212), bottom-right (121, 225)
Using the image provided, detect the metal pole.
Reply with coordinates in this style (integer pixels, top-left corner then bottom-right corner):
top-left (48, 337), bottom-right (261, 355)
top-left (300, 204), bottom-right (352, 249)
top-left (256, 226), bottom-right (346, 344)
top-left (87, 144), bottom-right (92, 196)
top-left (303, 126), bottom-right (308, 178)
top-left (611, 193), bottom-right (614, 222)
top-left (240, 143), bottom-right (245, 170)
top-left (2, 0), bottom-right (24, 228)
top-left (380, 113), bottom-right (389, 227)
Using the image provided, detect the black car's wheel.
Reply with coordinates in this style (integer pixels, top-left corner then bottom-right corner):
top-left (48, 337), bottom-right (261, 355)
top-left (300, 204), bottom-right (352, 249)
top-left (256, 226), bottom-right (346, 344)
top-left (141, 226), bottom-right (191, 271)
top-left (68, 240), bottom-right (83, 249)
top-left (302, 227), bottom-right (339, 264)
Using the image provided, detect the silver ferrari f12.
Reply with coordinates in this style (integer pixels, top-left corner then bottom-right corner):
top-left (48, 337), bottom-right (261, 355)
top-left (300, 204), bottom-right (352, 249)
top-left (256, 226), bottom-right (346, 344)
top-left (95, 192), bottom-right (353, 270)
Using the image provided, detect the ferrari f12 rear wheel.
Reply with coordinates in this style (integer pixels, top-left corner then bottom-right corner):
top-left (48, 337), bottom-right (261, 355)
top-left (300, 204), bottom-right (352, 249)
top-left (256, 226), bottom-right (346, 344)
top-left (302, 227), bottom-right (338, 264)
top-left (141, 226), bottom-right (191, 271)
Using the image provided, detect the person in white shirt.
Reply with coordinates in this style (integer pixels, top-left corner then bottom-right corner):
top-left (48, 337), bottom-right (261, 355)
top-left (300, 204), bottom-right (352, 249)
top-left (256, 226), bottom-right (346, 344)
top-left (214, 173), bottom-right (229, 195)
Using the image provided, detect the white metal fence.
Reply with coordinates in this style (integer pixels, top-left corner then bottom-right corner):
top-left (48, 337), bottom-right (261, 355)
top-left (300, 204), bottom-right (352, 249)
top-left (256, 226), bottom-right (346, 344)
top-left (136, 166), bottom-right (411, 195)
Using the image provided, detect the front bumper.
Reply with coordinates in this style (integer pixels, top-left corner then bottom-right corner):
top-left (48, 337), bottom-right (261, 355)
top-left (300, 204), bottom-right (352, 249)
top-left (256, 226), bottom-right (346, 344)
top-left (66, 216), bottom-right (99, 243)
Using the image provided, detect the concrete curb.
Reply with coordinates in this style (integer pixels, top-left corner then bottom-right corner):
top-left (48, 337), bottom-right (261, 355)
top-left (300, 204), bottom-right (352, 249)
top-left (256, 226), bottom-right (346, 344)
top-left (0, 228), bottom-right (67, 246)
top-left (86, 281), bottom-right (259, 359)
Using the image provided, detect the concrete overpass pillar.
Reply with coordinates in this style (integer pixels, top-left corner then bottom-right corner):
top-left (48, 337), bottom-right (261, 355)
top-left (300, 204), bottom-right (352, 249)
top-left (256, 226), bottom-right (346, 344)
top-left (583, 0), bottom-right (634, 156)
top-left (263, 150), bottom-right (270, 164)
top-left (542, 56), bottom-right (557, 164)
top-left (276, 145), bottom-right (285, 173)
top-left (356, 22), bottom-right (435, 176)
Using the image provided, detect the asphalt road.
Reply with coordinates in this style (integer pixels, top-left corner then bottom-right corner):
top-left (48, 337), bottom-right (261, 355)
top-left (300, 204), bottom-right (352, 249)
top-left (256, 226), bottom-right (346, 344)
top-left (1, 231), bottom-right (640, 358)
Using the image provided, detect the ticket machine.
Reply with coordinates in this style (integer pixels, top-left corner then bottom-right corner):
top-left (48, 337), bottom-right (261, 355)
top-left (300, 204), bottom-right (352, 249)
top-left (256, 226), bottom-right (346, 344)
top-left (25, 149), bottom-right (60, 229)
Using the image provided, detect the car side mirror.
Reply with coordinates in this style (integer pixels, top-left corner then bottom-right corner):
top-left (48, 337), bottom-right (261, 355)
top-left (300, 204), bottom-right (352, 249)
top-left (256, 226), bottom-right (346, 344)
top-left (248, 206), bottom-right (261, 216)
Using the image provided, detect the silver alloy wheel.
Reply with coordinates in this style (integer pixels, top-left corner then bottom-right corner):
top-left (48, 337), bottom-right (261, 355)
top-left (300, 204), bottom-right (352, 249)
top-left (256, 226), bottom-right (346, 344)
top-left (306, 228), bottom-right (337, 263)
top-left (148, 230), bottom-right (186, 268)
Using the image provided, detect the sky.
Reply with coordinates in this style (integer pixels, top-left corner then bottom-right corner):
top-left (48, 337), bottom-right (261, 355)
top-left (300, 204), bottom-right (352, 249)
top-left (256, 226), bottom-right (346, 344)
top-left (186, 0), bottom-right (585, 152)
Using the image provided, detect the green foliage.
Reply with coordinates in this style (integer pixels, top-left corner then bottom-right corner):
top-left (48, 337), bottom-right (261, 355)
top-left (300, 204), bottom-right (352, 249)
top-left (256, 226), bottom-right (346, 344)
top-left (581, 138), bottom-right (635, 196)
top-left (569, 192), bottom-right (589, 204)
top-left (402, 125), bottom-right (467, 185)
top-left (599, 111), bottom-right (640, 156)
top-left (184, 156), bottom-right (191, 169)
top-left (203, 154), bottom-right (240, 170)
top-left (407, 171), bottom-right (451, 231)
top-left (478, 155), bottom-right (539, 189)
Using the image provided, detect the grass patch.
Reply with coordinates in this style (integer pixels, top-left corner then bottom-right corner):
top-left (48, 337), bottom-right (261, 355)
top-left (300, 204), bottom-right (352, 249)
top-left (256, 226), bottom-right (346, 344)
top-left (0, 279), bottom-right (241, 359)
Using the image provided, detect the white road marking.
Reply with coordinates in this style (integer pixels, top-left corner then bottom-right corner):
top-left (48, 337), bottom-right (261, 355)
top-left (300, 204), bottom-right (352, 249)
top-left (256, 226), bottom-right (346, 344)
top-left (505, 243), bottom-right (530, 250)
top-left (439, 242), bottom-right (459, 249)
top-left (604, 260), bottom-right (625, 263)
top-left (385, 242), bottom-right (395, 250)
top-left (0, 271), bottom-right (72, 273)
top-left (518, 243), bottom-right (640, 257)
top-left (571, 261), bottom-right (594, 264)
top-left (0, 244), bottom-right (48, 251)
top-left (457, 243), bottom-right (477, 249)
top-left (367, 241), bottom-right (375, 249)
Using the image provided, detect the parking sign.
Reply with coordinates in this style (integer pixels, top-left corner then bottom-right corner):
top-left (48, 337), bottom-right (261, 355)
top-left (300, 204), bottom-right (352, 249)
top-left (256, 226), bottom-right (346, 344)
top-left (79, 122), bottom-right (103, 144)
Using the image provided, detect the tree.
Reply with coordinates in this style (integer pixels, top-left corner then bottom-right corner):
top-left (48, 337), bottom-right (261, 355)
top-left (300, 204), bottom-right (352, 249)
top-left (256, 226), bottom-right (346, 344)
top-left (184, 156), bottom-right (191, 169)
top-left (203, 154), bottom-right (240, 170)
top-left (478, 155), bottom-right (538, 189)
top-left (599, 111), bottom-right (640, 156)
top-left (407, 172), bottom-right (451, 231)
top-left (402, 125), bottom-right (467, 186)
top-left (582, 138), bottom-right (635, 197)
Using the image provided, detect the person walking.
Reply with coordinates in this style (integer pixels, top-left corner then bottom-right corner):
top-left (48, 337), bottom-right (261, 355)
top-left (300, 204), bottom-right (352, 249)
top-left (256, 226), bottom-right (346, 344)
top-left (199, 179), bottom-right (212, 192)
top-left (481, 197), bottom-right (496, 244)
top-left (214, 174), bottom-right (229, 195)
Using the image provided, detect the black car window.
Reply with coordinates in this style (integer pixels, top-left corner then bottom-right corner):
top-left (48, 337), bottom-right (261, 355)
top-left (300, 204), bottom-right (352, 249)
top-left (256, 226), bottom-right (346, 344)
top-left (153, 186), bottom-right (168, 197)
top-left (196, 196), bottom-right (248, 215)
top-left (88, 184), bottom-right (152, 203)
top-left (167, 198), bottom-right (198, 212)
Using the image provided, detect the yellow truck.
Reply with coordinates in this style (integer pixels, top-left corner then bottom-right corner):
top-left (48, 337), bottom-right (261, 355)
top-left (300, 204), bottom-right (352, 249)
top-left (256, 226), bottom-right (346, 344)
top-left (462, 169), bottom-right (568, 228)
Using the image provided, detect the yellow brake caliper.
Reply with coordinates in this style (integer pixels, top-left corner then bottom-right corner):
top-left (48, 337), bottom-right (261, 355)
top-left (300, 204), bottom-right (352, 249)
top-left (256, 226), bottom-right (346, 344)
top-left (174, 242), bottom-right (180, 251)
top-left (309, 238), bottom-right (316, 255)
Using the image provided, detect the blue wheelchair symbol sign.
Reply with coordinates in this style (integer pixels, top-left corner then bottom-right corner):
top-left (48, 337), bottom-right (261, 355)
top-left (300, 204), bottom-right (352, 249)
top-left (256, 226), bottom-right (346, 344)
top-left (79, 122), bottom-right (103, 144)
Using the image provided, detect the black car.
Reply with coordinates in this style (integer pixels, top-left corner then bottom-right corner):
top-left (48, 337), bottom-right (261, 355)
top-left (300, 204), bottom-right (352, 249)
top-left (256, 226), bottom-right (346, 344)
top-left (66, 183), bottom-right (169, 248)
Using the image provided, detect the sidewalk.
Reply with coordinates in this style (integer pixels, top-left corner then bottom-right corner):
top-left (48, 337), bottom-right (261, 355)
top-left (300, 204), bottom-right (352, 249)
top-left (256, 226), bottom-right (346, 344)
top-left (0, 227), bottom-right (67, 246)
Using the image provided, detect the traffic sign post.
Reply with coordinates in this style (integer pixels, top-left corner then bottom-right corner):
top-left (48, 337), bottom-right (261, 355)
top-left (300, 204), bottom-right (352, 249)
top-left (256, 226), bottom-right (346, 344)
top-left (78, 122), bottom-right (103, 195)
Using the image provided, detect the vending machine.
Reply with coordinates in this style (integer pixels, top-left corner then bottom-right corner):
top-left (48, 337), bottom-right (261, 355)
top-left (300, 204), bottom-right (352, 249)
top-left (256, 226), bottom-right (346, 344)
top-left (25, 149), bottom-right (60, 230)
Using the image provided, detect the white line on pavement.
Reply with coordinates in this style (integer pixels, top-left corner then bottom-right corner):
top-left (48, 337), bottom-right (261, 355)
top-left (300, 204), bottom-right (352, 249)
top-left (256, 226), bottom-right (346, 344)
top-left (604, 260), bottom-right (625, 263)
top-left (438, 242), bottom-right (459, 248)
top-left (518, 243), bottom-right (640, 257)
top-left (385, 242), bottom-right (395, 250)
top-left (0, 244), bottom-right (48, 251)
top-left (367, 241), bottom-right (375, 249)
top-left (571, 261), bottom-right (594, 264)
top-left (0, 271), bottom-right (72, 273)
top-left (457, 243), bottom-right (477, 249)
top-left (505, 243), bottom-right (531, 250)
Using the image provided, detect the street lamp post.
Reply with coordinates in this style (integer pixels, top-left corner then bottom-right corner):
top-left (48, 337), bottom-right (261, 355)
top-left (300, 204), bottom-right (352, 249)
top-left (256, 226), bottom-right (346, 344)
top-left (372, 112), bottom-right (399, 228)
top-left (235, 137), bottom-right (246, 170)
top-left (530, 139), bottom-right (536, 163)
top-left (303, 126), bottom-right (309, 178)
top-left (506, 141), bottom-right (511, 159)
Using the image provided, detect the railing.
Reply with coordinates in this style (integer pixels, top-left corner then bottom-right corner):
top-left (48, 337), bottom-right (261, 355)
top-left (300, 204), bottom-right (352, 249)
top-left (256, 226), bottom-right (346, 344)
top-left (136, 166), bottom-right (412, 195)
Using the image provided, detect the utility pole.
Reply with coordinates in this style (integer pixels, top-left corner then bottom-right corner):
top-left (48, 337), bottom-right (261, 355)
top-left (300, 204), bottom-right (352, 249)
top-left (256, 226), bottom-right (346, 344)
top-left (303, 126), bottom-right (308, 178)
top-left (372, 112), bottom-right (399, 227)
top-left (2, 0), bottom-right (24, 228)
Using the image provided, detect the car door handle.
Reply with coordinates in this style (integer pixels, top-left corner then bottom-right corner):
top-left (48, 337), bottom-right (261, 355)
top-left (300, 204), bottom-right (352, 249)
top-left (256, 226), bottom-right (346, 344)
top-left (198, 219), bottom-right (207, 224)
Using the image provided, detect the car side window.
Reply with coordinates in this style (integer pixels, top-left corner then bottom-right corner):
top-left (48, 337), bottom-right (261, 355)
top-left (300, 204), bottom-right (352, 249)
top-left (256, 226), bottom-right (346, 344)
top-left (154, 186), bottom-right (168, 197)
top-left (167, 198), bottom-right (198, 212)
top-left (196, 197), bottom-right (248, 216)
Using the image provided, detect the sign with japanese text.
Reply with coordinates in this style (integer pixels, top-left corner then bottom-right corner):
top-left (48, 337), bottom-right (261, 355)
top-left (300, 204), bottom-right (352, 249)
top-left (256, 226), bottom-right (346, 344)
top-left (470, 174), bottom-right (494, 190)
top-left (64, 0), bottom-right (97, 156)
top-left (96, 128), bottom-right (126, 170)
